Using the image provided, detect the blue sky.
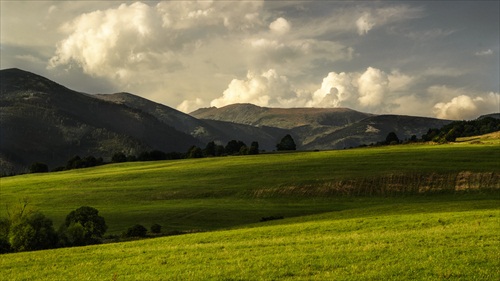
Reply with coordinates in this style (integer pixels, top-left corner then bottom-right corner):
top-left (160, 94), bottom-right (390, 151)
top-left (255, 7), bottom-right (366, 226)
top-left (1, 1), bottom-right (498, 119)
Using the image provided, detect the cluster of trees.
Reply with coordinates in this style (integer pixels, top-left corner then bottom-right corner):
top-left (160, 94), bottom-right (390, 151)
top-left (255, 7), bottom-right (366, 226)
top-left (186, 139), bottom-right (261, 159)
top-left (30, 155), bottom-right (106, 174)
top-left (28, 134), bottom-right (298, 174)
top-left (371, 117), bottom-right (500, 148)
top-left (421, 117), bottom-right (500, 142)
top-left (0, 203), bottom-right (107, 253)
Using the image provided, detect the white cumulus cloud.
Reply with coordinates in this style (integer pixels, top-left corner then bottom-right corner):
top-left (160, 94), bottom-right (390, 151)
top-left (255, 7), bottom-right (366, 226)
top-left (308, 72), bottom-right (358, 108)
top-left (357, 67), bottom-right (389, 107)
top-left (433, 93), bottom-right (499, 120)
top-left (210, 69), bottom-right (297, 108)
top-left (269, 17), bottom-right (291, 35)
top-left (49, 1), bottom-right (265, 80)
top-left (177, 98), bottom-right (205, 113)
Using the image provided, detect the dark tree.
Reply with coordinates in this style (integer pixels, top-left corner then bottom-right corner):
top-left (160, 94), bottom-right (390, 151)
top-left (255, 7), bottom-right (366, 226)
top-left (204, 141), bottom-right (217, 157)
top-left (61, 206), bottom-right (107, 246)
top-left (0, 217), bottom-right (12, 253)
top-left (29, 162), bottom-right (49, 173)
top-left (385, 132), bottom-right (400, 145)
top-left (187, 146), bottom-right (203, 158)
top-left (225, 140), bottom-right (246, 155)
top-left (276, 134), bottom-right (296, 151)
top-left (215, 144), bottom-right (226, 156)
top-left (9, 212), bottom-right (58, 252)
top-left (422, 128), bottom-right (440, 142)
top-left (125, 224), bottom-right (147, 238)
top-left (112, 152), bottom-right (128, 163)
top-left (150, 224), bottom-right (162, 234)
top-left (66, 155), bottom-right (83, 169)
top-left (248, 141), bottom-right (259, 155)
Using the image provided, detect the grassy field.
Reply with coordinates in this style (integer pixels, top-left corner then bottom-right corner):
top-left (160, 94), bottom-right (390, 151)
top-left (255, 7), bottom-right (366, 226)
top-left (1, 195), bottom-right (498, 280)
top-left (0, 138), bottom-right (499, 279)
top-left (0, 140), bottom-right (499, 234)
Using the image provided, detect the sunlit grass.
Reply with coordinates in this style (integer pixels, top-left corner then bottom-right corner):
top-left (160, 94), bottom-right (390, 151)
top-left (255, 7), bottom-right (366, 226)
top-left (1, 199), bottom-right (498, 280)
top-left (1, 142), bottom-right (498, 234)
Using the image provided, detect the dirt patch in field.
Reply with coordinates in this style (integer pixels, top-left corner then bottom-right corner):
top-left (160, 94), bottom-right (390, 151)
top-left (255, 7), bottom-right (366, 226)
top-left (251, 172), bottom-right (499, 197)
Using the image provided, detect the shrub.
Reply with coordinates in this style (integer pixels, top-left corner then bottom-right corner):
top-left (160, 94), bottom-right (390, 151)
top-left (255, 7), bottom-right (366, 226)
top-left (0, 217), bottom-right (12, 253)
top-left (29, 162), bottom-right (49, 173)
top-left (125, 224), bottom-right (148, 238)
top-left (150, 223), bottom-right (162, 234)
top-left (260, 216), bottom-right (284, 222)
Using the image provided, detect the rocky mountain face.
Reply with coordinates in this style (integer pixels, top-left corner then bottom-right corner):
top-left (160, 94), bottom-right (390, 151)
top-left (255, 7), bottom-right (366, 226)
top-left (1, 68), bottom-right (456, 174)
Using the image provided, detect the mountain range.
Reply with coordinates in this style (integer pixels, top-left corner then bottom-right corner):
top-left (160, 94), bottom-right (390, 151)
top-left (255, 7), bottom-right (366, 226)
top-left (1, 68), bottom-right (458, 174)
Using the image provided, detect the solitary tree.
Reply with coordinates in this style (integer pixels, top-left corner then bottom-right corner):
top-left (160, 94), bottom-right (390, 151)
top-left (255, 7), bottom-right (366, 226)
top-left (385, 132), bottom-right (400, 145)
top-left (276, 134), bottom-right (296, 151)
top-left (248, 141), bottom-right (259, 155)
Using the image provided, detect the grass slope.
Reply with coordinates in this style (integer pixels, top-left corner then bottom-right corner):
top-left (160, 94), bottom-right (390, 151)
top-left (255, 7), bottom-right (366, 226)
top-left (1, 196), bottom-right (498, 280)
top-left (1, 141), bottom-right (499, 234)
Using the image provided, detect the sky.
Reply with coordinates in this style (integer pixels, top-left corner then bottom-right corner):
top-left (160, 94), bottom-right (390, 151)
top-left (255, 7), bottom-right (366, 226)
top-left (1, 0), bottom-right (499, 119)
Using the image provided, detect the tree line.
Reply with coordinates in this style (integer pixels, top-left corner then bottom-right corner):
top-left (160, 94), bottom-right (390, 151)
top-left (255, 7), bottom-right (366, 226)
top-left (421, 117), bottom-right (500, 143)
top-left (29, 134), bottom-right (297, 174)
top-left (380, 117), bottom-right (500, 146)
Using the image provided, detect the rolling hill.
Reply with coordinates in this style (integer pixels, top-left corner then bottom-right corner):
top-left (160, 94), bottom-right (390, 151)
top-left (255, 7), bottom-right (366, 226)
top-left (1, 137), bottom-right (499, 279)
top-left (94, 92), bottom-right (288, 151)
top-left (0, 68), bottom-right (201, 174)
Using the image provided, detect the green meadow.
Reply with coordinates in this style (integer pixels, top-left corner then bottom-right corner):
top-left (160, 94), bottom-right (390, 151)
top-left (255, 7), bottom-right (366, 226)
top-left (0, 138), bottom-right (499, 279)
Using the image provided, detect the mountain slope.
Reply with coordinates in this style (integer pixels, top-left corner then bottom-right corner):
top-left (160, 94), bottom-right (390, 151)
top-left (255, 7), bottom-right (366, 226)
top-left (191, 104), bottom-right (453, 149)
top-left (95, 93), bottom-right (288, 150)
top-left (302, 114), bottom-right (453, 150)
top-left (0, 68), bottom-right (201, 174)
top-left (191, 103), bottom-right (372, 129)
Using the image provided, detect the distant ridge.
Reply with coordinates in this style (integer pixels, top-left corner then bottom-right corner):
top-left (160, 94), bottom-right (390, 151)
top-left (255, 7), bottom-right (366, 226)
top-left (0, 68), bottom-right (465, 174)
top-left (191, 103), bottom-right (372, 129)
top-left (190, 104), bottom-right (453, 149)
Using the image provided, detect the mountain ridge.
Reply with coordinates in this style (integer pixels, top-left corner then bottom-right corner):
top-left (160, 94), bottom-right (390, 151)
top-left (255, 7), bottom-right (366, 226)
top-left (0, 68), bottom-right (479, 175)
top-left (0, 68), bottom-right (201, 174)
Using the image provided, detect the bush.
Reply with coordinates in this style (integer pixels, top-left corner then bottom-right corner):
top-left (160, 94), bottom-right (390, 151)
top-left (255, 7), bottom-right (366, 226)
top-left (29, 162), bottom-right (49, 173)
top-left (260, 216), bottom-right (284, 222)
top-left (150, 223), bottom-right (162, 234)
top-left (125, 224), bottom-right (148, 238)
top-left (0, 217), bottom-right (12, 253)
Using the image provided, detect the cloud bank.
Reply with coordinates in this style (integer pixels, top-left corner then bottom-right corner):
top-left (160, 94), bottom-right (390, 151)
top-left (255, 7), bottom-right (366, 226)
top-left (1, 1), bottom-right (498, 120)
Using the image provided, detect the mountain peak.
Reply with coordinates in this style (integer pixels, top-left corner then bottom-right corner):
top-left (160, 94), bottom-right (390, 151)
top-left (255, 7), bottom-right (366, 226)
top-left (0, 68), bottom-right (70, 96)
